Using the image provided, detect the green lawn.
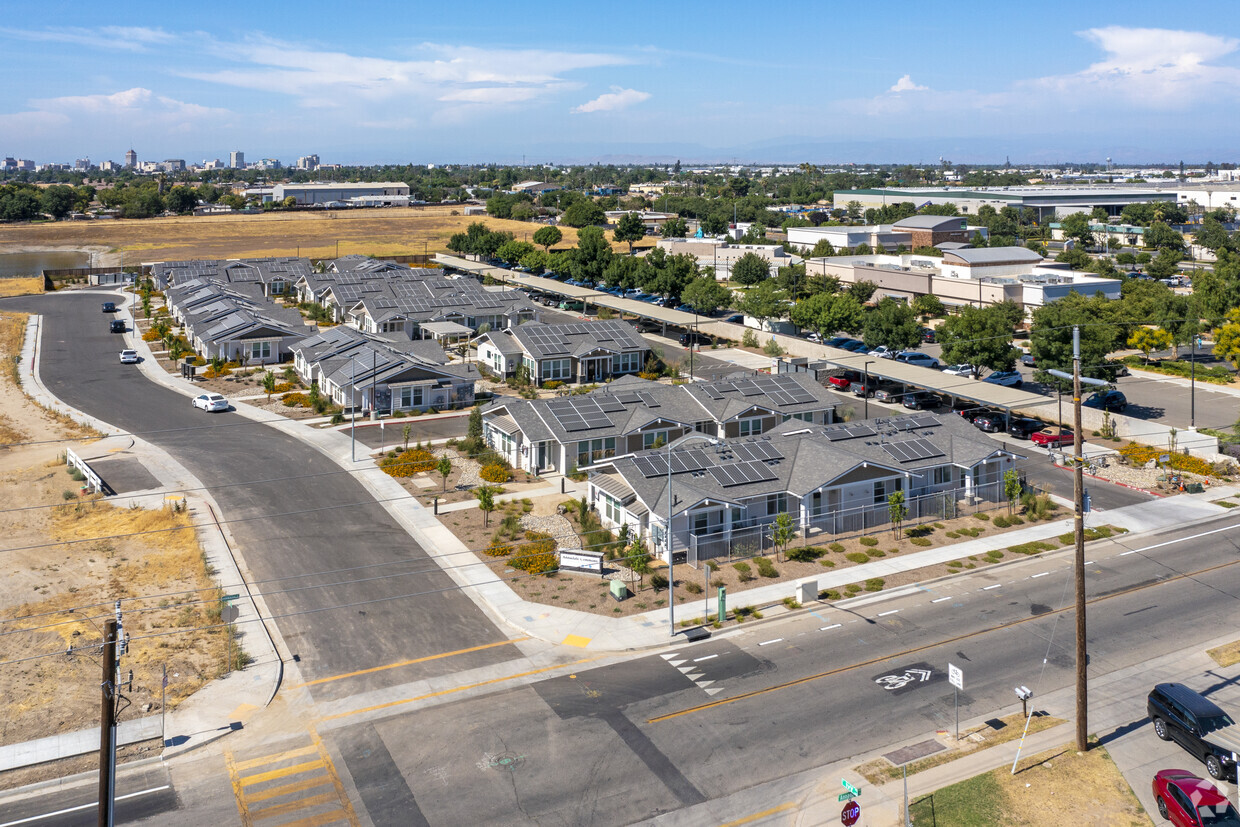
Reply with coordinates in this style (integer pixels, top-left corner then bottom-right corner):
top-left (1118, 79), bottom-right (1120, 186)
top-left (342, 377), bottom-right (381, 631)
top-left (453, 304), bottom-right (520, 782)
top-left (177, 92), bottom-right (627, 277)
top-left (909, 772), bottom-right (1004, 827)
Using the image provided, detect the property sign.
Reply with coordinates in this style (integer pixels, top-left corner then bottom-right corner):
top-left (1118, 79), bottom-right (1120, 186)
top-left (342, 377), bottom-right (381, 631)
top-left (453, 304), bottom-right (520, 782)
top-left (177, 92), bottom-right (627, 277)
top-left (559, 549), bottom-right (604, 574)
top-left (949, 663), bottom-right (964, 691)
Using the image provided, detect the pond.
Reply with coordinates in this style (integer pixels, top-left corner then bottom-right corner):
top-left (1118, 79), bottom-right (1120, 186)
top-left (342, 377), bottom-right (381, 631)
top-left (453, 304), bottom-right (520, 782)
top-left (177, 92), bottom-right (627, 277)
top-left (0, 251), bottom-right (91, 277)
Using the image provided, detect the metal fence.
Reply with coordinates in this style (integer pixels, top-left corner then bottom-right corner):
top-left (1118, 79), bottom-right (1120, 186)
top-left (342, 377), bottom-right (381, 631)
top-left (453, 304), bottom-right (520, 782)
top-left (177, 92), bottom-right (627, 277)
top-left (685, 480), bottom-right (1008, 568)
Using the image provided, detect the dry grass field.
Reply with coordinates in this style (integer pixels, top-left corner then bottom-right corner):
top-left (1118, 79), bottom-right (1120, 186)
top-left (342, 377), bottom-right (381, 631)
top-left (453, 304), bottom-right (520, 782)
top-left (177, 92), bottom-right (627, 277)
top-left (0, 206), bottom-right (653, 265)
top-left (0, 277), bottom-right (43, 298)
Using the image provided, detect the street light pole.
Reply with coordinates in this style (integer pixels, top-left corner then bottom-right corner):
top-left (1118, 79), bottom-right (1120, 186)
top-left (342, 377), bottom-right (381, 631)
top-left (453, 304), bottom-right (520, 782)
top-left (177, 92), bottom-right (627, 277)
top-left (665, 432), bottom-right (719, 636)
top-left (1071, 326), bottom-right (1088, 753)
top-left (863, 360), bottom-right (875, 419)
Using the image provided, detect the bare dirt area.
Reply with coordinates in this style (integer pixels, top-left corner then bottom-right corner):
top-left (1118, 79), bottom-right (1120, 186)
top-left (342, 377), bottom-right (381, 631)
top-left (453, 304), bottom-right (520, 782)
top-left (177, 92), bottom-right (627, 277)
top-left (0, 311), bottom-right (227, 758)
top-left (0, 208), bottom-right (644, 265)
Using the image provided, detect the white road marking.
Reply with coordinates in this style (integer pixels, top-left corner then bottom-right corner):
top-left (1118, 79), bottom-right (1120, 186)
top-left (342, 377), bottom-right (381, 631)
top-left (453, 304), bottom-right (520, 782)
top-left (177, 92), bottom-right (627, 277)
top-left (931, 596), bottom-right (953, 603)
top-left (819, 624), bottom-right (842, 631)
top-left (758, 638), bottom-right (783, 646)
top-left (1119, 550), bottom-right (1139, 556)
top-left (0, 786), bottom-right (172, 827)
top-left (981, 584), bottom-right (1002, 590)
top-left (1085, 561), bottom-right (1094, 565)
top-left (1031, 572), bottom-right (1050, 578)
top-left (877, 610), bottom-right (899, 617)
top-left (693, 654), bottom-right (718, 662)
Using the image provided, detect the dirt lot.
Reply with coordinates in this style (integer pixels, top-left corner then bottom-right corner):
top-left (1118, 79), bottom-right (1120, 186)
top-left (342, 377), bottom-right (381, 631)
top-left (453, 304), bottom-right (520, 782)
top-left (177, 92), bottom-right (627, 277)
top-left (0, 207), bottom-right (651, 266)
top-left (0, 311), bottom-right (226, 767)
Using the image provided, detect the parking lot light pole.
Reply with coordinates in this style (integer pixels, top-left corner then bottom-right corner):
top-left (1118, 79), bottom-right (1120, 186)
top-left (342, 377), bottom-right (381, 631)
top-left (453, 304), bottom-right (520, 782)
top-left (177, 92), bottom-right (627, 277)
top-left (863, 360), bottom-right (875, 419)
top-left (665, 432), bottom-right (719, 637)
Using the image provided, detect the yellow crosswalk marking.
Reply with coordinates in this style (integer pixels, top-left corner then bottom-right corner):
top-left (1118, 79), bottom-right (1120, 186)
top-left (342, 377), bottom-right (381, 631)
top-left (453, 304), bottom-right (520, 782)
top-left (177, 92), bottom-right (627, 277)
top-left (225, 732), bottom-right (360, 827)
top-left (231, 743), bottom-right (321, 773)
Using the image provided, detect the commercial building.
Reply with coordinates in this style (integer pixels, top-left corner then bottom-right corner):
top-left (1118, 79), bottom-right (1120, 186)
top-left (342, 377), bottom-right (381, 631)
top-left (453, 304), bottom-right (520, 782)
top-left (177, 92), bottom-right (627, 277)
top-left (835, 187), bottom-right (1177, 222)
top-left (229, 151), bottom-right (244, 169)
top-left (655, 239), bottom-right (801, 281)
top-left (124, 149), bottom-right (137, 168)
top-left (271, 182), bottom-right (410, 206)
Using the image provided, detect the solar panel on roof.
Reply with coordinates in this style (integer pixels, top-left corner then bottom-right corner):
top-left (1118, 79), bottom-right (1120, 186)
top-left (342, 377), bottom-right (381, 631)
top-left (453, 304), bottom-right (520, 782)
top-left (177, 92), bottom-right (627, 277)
top-left (633, 455), bottom-right (666, 478)
top-left (733, 442), bottom-right (781, 462)
top-left (701, 384), bottom-right (724, 400)
top-left (883, 438), bottom-right (944, 463)
top-left (597, 397), bottom-right (626, 413)
top-left (615, 392), bottom-right (642, 404)
top-left (846, 424), bottom-right (877, 438)
top-left (636, 391), bottom-right (659, 407)
top-left (733, 379), bottom-right (764, 397)
top-left (822, 426), bottom-right (852, 441)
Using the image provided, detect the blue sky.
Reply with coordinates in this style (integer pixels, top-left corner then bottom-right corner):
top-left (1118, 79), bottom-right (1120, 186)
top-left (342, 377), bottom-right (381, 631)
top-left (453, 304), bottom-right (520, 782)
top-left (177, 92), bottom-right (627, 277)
top-left (2, 1), bottom-right (1238, 166)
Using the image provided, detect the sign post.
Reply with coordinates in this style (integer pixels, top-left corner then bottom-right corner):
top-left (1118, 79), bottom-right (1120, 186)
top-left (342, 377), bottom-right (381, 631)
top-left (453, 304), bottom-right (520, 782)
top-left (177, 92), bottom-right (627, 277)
top-left (948, 663), bottom-right (964, 741)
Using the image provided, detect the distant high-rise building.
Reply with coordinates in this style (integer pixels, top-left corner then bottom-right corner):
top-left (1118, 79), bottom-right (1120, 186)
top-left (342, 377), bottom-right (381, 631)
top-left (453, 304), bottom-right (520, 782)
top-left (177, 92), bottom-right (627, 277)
top-left (296, 154), bottom-right (320, 171)
top-left (230, 150), bottom-right (244, 169)
top-left (125, 149), bottom-right (137, 168)
top-left (256, 158), bottom-right (282, 170)
top-left (74, 158), bottom-right (91, 171)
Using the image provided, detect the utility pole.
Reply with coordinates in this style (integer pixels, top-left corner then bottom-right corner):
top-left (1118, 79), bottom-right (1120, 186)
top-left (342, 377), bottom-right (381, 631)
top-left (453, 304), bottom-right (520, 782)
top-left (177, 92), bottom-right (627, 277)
top-left (98, 618), bottom-right (118, 827)
top-left (1072, 326), bottom-right (1088, 752)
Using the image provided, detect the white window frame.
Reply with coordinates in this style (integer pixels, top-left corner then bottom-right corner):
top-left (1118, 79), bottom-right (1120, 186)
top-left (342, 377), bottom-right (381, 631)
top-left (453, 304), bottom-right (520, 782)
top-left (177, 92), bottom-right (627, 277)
top-left (642, 430), bottom-right (669, 449)
top-left (738, 417), bottom-right (763, 437)
top-left (543, 358), bottom-right (571, 381)
top-left (249, 341), bottom-right (272, 360)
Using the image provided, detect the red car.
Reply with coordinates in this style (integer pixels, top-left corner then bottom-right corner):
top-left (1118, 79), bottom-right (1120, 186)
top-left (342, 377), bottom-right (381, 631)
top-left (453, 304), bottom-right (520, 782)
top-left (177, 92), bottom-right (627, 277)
top-left (827, 371), bottom-right (860, 390)
top-left (1030, 427), bottom-right (1075, 448)
top-left (1152, 769), bottom-right (1240, 826)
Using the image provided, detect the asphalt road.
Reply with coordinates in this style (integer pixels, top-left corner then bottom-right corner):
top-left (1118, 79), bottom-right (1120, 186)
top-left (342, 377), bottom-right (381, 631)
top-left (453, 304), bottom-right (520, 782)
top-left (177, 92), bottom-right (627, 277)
top-left (1, 292), bottom-right (516, 700)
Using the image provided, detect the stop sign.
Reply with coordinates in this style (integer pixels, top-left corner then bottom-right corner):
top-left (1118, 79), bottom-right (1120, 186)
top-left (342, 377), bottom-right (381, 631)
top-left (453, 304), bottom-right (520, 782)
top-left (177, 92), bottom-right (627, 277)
top-left (841, 800), bottom-right (861, 826)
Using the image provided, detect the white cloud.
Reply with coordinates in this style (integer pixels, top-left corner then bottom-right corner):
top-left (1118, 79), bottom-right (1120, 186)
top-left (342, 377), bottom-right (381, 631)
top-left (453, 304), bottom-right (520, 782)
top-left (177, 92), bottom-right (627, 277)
top-left (0, 26), bottom-right (177, 52)
top-left (889, 74), bottom-right (928, 93)
top-left (572, 87), bottom-right (651, 113)
top-left (1028, 26), bottom-right (1240, 107)
top-left (0, 88), bottom-right (228, 142)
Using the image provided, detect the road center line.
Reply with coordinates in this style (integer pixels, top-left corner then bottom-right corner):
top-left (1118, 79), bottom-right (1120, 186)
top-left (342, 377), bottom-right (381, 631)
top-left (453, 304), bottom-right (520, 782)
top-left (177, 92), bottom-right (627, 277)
top-left (981, 584), bottom-right (1002, 590)
top-left (693, 654), bottom-right (718, 662)
top-left (290, 637), bottom-right (528, 688)
top-left (1031, 572), bottom-right (1050, 578)
top-left (819, 624), bottom-right (842, 631)
top-left (1119, 550), bottom-right (1139, 556)
top-left (877, 610), bottom-right (899, 617)
top-left (0, 786), bottom-right (172, 827)
top-left (930, 596), bottom-right (953, 603)
top-left (758, 638), bottom-right (783, 646)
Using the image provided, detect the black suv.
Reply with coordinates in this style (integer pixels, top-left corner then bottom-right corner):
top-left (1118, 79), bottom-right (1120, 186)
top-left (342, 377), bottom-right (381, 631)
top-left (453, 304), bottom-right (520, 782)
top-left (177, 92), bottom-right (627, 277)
top-left (109, 319), bottom-right (125, 333)
top-left (680, 331), bottom-right (712, 347)
top-left (1148, 682), bottom-right (1240, 780)
top-left (102, 301), bottom-right (116, 313)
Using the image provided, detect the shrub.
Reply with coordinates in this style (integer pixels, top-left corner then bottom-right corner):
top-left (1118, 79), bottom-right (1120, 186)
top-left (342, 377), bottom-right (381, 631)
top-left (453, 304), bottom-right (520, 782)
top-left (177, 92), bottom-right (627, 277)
top-left (786, 546), bottom-right (824, 563)
top-left (945, 531), bottom-right (960, 539)
top-left (986, 549), bottom-right (1004, 561)
top-left (1008, 515), bottom-right (1024, 525)
top-left (820, 589), bottom-right (842, 600)
top-left (909, 537), bottom-right (932, 547)
top-left (650, 573), bottom-right (669, 592)
top-left (956, 526), bottom-right (983, 538)
top-left (542, 380), bottom-right (563, 390)
top-left (993, 515), bottom-right (1011, 528)
top-left (684, 581), bottom-right (703, 595)
top-left (707, 561), bottom-right (719, 572)
top-left (864, 578), bottom-right (885, 592)
top-left (510, 530), bottom-right (558, 574)
top-left (844, 583), bottom-right (861, 595)
top-left (819, 559), bottom-right (835, 567)
top-left (975, 513), bottom-right (990, 521)
top-left (272, 381), bottom-right (295, 393)
top-left (1009, 541), bottom-right (1056, 556)
top-left (754, 557), bottom-right (778, 578)
top-left (62, 489), bottom-right (76, 500)
top-left (859, 536), bottom-right (878, 547)
top-left (868, 549), bottom-right (886, 558)
top-left (479, 463), bottom-right (510, 484)
top-left (741, 329), bottom-right (758, 348)
top-left (733, 561), bottom-right (753, 582)
top-left (845, 552), bottom-right (869, 564)
top-left (782, 597), bottom-right (801, 610)
top-left (828, 543), bottom-right (845, 554)
top-left (1119, 441), bottom-right (1215, 476)
top-left (380, 448), bottom-right (436, 477)
top-left (484, 542), bottom-right (513, 557)
top-left (281, 392), bottom-right (309, 407)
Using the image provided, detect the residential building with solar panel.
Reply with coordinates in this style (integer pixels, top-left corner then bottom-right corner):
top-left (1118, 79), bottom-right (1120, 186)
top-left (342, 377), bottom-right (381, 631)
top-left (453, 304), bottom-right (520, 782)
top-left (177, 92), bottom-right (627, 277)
top-left (475, 320), bottom-right (651, 387)
top-left (481, 373), bottom-right (840, 476)
top-left (582, 411), bottom-right (1019, 566)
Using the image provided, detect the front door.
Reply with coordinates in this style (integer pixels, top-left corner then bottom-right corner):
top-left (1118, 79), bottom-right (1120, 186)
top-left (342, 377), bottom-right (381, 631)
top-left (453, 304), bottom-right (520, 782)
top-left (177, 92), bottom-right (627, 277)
top-left (537, 443), bottom-right (547, 471)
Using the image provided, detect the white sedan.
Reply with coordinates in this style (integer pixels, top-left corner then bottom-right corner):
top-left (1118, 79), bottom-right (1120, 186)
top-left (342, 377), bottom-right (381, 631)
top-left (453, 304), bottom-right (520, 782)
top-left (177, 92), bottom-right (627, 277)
top-left (940, 364), bottom-right (976, 377)
top-left (191, 393), bottom-right (229, 412)
top-left (119, 349), bottom-right (139, 364)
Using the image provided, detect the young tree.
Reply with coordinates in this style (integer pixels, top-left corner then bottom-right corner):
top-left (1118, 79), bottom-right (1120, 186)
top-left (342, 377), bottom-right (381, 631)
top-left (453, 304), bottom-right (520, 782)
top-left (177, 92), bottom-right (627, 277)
top-left (262, 370), bottom-right (277, 400)
top-left (771, 512), bottom-right (797, 562)
top-left (937, 305), bottom-right (1020, 378)
top-left (862, 297), bottom-right (921, 351)
top-left (625, 538), bottom-right (652, 591)
top-left (532, 225), bottom-right (562, 252)
top-left (403, 423), bottom-right (412, 452)
top-left (732, 252), bottom-right (771, 286)
top-left (1127, 327), bottom-right (1172, 363)
top-left (476, 485), bottom-right (495, 527)
top-left (437, 454), bottom-right (452, 492)
top-left (613, 211), bottom-right (646, 254)
top-left (1003, 468), bottom-right (1022, 515)
top-left (887, 490), bottom-right (908, 539)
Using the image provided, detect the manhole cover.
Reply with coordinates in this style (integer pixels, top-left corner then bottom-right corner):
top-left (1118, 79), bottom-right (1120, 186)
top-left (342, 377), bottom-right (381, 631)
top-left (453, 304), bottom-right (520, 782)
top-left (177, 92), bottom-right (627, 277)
top-left (481, 751), bottom-right (524, 772)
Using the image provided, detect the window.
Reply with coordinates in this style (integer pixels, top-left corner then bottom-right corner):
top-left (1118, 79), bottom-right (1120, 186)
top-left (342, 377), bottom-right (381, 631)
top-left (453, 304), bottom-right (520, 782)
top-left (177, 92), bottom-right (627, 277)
top-left (782, 412), bottom-right (813, 423)
top-left (642, 430), bottom-right (669, 449)
top-left (613, 352), bottom-right (641, 373)
top-left (694, 421), bottom-right (713, 434)
top-left (738, 417), bottom-right (764, 437)
top-left (270, 281), bottom-right (285, 295)
top-left (873, 481), bottom-right (886, 505)
top-left (543, 359), bottom-right (571, 381)
top-left (601, 493), bottom-right (623, 524)
top-left (766, 493), bottom-right (786, 515)
top-left (932, 467), bottom-right (951, 485)
top-left (397, 386), bottom-right (424, 409)
top-left (249, 341), bottom-right (272, 360)
top-left (692, 512), bottom-right (711, 535)
top-left (577, 437), bottom-right (615, 467)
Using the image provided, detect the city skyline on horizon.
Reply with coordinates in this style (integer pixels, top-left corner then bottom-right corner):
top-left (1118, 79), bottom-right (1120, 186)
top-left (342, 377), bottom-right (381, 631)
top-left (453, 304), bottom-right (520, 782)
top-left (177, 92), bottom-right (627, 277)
top-left (2, 1), bottom-right (1238, 166)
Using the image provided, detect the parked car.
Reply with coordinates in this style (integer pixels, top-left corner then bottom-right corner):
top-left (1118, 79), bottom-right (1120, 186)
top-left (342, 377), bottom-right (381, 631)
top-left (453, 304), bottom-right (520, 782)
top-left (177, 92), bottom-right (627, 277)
top-left (895, 351), bottom-right (942, 369)
top-left (1098, 360), bottom-right (1130, 378)
top-left (872, 382), bottom-right (903, 402)
top-left (622, 288), bottom-right (642, 299)
top-left (191, 393), bottom-right (229, 413)
top-left (941, 364), bottom-right (976, 377)
top-left (680, 331), bottom-right (712, 347)
top-left (1149, 683), bottom-right (1240, 781)
top-left (1020, 352), bottom-right (1036, 367)
top-left (850, 379), bottom-right (882, 398)
top-left (1030, 427), bottom-right (1076, 447)
top-left (983, 370), bottom-right (1023, 388)
top-left (826, 370), bottom-right (861, 390)
top-left (972, 411), bottom-right (1007, 432)
top-left (101, 301), bottom-right (116, 313)
top-left (920, 327), bottom-right (936, 344)
top-left (537, 295), bottom-right (559, 307)
top-left (867, 345), bottom-right (896, 359)
top-left (674, 304), bottom-right (696, 314)
top-left (558, 300), bottom-right (584, 311)
top-left (118, 349), bottom-right (139, 364)
top-left (824, 336), bottom-right (851, 348)
top-left (802, 331), bottom-right (822, 343)
top-left (902, 391), bottom-right (942, 410)
top-left (840, 340), bottom-right (871, 353)
top-left (1152, 769), bottom-right (1240, 826)
top-left (1006, 418), bottom-right (1045, 440)
top-left (1085, 389), bottom-right (1128, 413)
top-left (109, 319), bottom-right (125, 333)
top-left (720, 313), bottom-right (744, 324)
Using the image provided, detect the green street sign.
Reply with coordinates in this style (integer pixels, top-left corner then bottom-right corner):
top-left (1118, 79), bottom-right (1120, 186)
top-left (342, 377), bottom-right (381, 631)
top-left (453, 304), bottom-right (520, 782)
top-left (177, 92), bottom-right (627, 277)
top-left (838, 792), bottom-right (856, 802)
top-left (841, 779), bottom-right (860, 796)
top-left (221, 594), bottom-right (240, 601)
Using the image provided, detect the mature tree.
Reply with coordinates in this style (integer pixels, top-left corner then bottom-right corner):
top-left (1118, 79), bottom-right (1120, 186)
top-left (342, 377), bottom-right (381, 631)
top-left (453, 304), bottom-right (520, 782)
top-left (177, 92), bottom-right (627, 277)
top-left (809, 238), bottom-right (835, 257)
top-left (496, 240), bottom-right (535, 265)
top-left (519, 249), bottom-right (549, 273)
top-left (39, 185), bottom-right (77, 219)
top-left (660, 216), bottom-right (688, 238)
top-left (1115, 251), bottom-right (1137, 269)
top-left (1060, 212), bottom-right (1095, 248)
top-left (613, 211), bottom-right (646, 253)
top-left (1127, 327), bottom-right (1173, 362)
top-left (1195, 218), bottom-right (1234, 254)
top-left (862, 297), bottom-right (921, 350)
top-left (732, 251), bottom-right (771, 286)
top-left (1055, 246), bottom-right (1093, 270)
top-left (1147, 248), bottom-right (1184, 279)
top-left (681, 277), bottom-right (732, 316)
top-left (735, 281), bottom-right (789, 326)
top-left (700, 214), bottom-right (727, 235)
top-left (1090, 206), bottom-right (1110, 222)
top-left (789, 291), bottom-right (865, 337)
top-left (162, 187), bottom-right (195, 215)
top-left (569, 226), bottom-right (613, 285)
top-left (1213, 308), bottom-right (1240, 369)
top-left (1144, 221), bottom-right (1184, 251)
top-left (854, 242), bottom-right (874, 255)
top-left (532, 225), bottom-right (562, 252)
top-left (560, 200), bottom-right (606, 228)
top-left (911, 294), bottom-right (945, 320)
top-left (1030, 292), bottom-right (1120, 385)
top-left (849, 280), bottom-right (878, 305)
top-left (937, 305), bottom-right (1020, 378)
